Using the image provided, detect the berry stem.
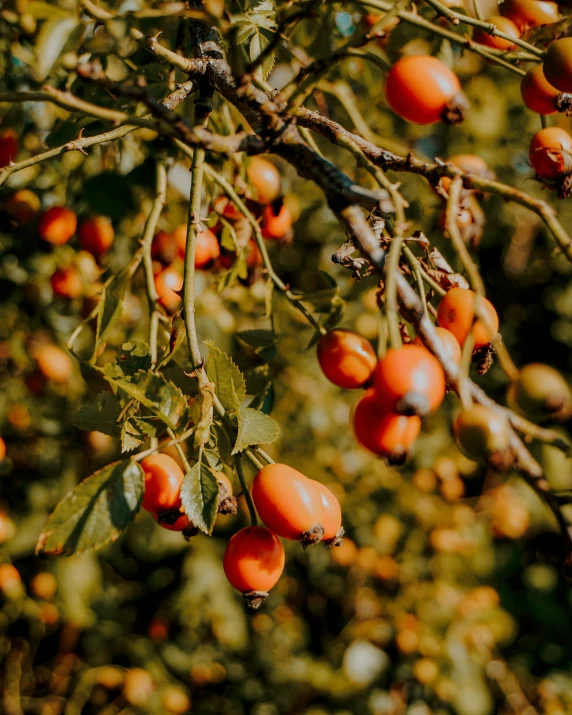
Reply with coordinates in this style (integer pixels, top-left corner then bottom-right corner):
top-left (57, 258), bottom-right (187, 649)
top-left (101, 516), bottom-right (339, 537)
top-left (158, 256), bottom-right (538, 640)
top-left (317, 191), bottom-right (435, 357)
top-left (245, 450), bottom-right (265, 471)
top-left (253, 448), bottom-right (275, 465)
top-left (235, 453), bottom-right (258, 527)
top-left (385, 235), bottom-right (405, 349)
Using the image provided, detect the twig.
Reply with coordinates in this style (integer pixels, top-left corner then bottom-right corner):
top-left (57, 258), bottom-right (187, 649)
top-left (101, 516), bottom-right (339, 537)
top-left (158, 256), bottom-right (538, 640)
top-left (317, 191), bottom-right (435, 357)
top-left (235, 453), bottom-right (258, 526)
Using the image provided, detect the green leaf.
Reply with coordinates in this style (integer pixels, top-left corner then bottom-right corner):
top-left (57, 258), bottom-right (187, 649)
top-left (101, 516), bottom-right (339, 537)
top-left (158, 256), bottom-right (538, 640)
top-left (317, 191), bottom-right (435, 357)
top-left (233, 20), bottom-right (256, 45)
top-left (116, 342), bottom-right (152, 376)
top-left (233, 406), bottom-right (280, 454)
top-left (108, 371), bottom-right (188, 431)
top-left (237, 329), bottom-right (278, 361)
top-left (36, 460), bottom-right (144, 556)
top-left (249, 30), bottom-right (275, 80)
top-left (84, 172), bottom-right (135, 220)
top-left (73, 393), bottom-right (122, 437)
top-left (205, 340), bottom-right (246, 413)
top-left (180, 460), bottom-right (219, 534)
top-left (214, 422), bottom-right (234, 466)
top-left (121, 421), bottom-right (142, 453)
top-left (133, 417), bottom-right (160, 438)
top-left (35, 16), bottom-right (79, 80)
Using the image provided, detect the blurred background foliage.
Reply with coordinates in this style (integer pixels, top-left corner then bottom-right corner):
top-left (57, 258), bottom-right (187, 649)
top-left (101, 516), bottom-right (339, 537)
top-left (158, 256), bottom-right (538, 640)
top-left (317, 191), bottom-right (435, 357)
top-left (1, 0), bottom-right (572, 714)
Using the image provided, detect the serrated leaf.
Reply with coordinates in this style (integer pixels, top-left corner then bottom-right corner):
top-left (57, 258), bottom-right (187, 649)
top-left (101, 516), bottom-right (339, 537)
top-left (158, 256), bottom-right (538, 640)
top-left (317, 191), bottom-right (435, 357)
top-left (260, 49), bottom-right (275, 81)
top-left (180, 461), bottom-right (219, 534)
top-left (237, 329), bottom-right (278, 361)
top-left (121, 421), bottom-right (142, 453)
top-left (73, 393), bottom-right (122, 437)
top-left (36, 460), bottom-right (144, 556)
top-left (232, 406), bottom-right (280, 454)
top-left (116, 342), bottom-right (152, 376)
top-left (35, 16), bottom-right (79, 81)
top-left (133, 417), bottom-right (159, 438)
top-left (109, 371), bottom-right (188, 431)
top-left (205, 340), bottom-right (247, 413)
top-left (194, 381), bottom-right (215, 448)
top-left (232, 20), bottom-right (256, 46)
top-left (204, 448), bottom-right (223, 472)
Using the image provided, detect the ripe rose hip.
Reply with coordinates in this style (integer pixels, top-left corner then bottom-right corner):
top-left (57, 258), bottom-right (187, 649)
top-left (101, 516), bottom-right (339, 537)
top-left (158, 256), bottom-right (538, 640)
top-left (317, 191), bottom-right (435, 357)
top-left (473, 17), bottom-right (520, 50)
top-left (38, 207), bottom-right (77, 245)
top-left (373, 344), bottom-right (445, 418)
top-left (311, 481), bottom-right (343, 546)
top-left (413, 327), bottom-right (462, 366)
top-left (155, 267), bottom-right (183, 313)
top-left (252, 463), bottom-right (325, 545)
top-left (353, 389), bottom-right (421, 464)
top-left (261, 204), bottom-right (292, 239)
top-left (246, 157), bottom-right (282, 204)
top-left (223, 526), bottom-right (285, 608)
top-left (520, 66), bottom-right (560, 115)
top-left (385, 56), bottom-right (466, 125)
top-left (317, 329), bottom-right (377, 390)
top-left (0, 128), bottom-right (18, 167)
top-left (78, 216), bottom-right (115, 257)
top-left (543, 38), bottom-right (572, 93)
top-left (529, 127), bottom-right (572, 182)
top-left (173, 224), bottom-right (220, 268)
top-left (437, 288), bottom-right (499, 349)
top-left (500, 0), bottom-right (559, 31)
top-left (51, 267), bottom-right (83, 299)
top-left (3, 189), bottom-right (40, 225)
top-left (140, 453), bottom-right (185, 514)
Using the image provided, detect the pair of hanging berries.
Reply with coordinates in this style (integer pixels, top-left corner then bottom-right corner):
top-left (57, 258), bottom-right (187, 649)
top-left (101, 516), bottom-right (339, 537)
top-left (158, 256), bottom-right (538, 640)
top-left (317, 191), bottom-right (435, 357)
top-left (140, 454), bottom-right (236, 535)
top-left (316, 329), bottom-right (445, 464)
top-left (223, 463), bottom-right (343, 609)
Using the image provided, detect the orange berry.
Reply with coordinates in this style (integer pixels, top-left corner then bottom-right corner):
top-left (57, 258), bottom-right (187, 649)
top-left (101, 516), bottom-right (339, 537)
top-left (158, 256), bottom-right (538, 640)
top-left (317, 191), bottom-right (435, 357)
top-left (472, 17), bottom-right (520, 50)
top-left (155, 267), bottom-right (183, 313)
top-left (4, 189), bottom-right (40, 225)
top-left (520, 66), bottom-right (560, 115)
top-left (252, 463), bottom-right (325, 543)
top-left (311, 481), bottom-right (342, 542)
top-left (0, 128), bottom-right (18, 167)
top-left (413, 327), bottom-right (462, 365)
top-left (543, 38), bottom-right (572, 93)
top-left (373, 345), bottom-right (446, 417)
top-left (529, 127), bottom-right (572, 181)
top-left (223, 525), bottom-right (285, 593)
top-left (353, 390), bottom-right (421, 463)
top-left (30, 572), bottom-right (57, 600)
top-left (246, 157), bottom-right (282, 204)
top-left (50, 267), bottom-right (83, 299)
top-left (385, 56), bottom-right (464, 125)
top-left (0, 437), bottom-right (5, 461)
top-left (500, 0), bottom-right (559, 31)
top-left (38, 207), bottom-right (77, 245)
top-left (317, 329), bottom-right (377, 390)
top-left (140, 454), bottom-right (185, 514)
top-left (78, 216), bottom-right (114, 257)
top-left (34, 344), bottom-right (73, 383)
top-left (151, 230), bottom-right (177, 265)
top-left (261, 204), bottom-right (292, 239)
top-left (437, 288), bottom-right (499, 349)
top-left (173, 224), bottom-right (220, 268)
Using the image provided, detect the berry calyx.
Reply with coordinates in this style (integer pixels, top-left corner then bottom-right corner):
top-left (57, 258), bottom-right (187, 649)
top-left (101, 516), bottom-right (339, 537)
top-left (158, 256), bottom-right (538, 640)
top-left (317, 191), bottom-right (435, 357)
top-left (529, 128), bottom-right (572, 187)
top-left (353, 390), bottom-right (421, 464)
top-left (373, 344), bottom-right (446, 418)
top-left (437, 288), bottom-right (499, 350)
top-left (223, 526), bottom-right (285, 608)
top-left (316, 329), bottom-right (377, 390)
top-left (252, 463), bottom-right (325, 545)
top-left (384, 56), bottom-right (467, 125)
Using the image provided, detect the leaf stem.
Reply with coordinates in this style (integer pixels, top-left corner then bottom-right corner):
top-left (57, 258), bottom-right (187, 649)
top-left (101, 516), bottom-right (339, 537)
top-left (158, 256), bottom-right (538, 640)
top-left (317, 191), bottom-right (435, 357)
top-left (235, 453), bottom-right (258, 526)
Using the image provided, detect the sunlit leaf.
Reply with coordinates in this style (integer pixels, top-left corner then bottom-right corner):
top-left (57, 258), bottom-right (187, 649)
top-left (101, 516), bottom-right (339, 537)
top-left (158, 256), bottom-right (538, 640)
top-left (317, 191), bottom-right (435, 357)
top-left (232, 406), bottom-right (280, 454)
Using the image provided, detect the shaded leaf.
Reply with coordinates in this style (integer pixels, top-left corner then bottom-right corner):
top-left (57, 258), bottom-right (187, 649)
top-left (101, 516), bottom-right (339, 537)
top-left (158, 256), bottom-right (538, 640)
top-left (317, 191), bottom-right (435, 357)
top-left (214, 422), bottom-right (234, 466)
top-left (205, 340), bottom-right (246, 413)
top-left (237, 329), bottom-right (278, 361)
top-left (36, 461), bottom-right (144, 556)
top-left (232, 406), bottom-right (280, 454)
top-left (157, 313), bottom-right (186, 370)
top-left (84, 172), bottom-right (135, 220)
top-left (180, 460), bottom-right (219, 534)
top-left (116, 342), bottom-right (152, 376)
top-left (121, 421), bottom-right (142, 453)
top-left (73, 393), bottom-right (122, 437)
top-left (93, 259), bottom-right (140, 359)
top-left (109, 371), bottom-right (188, 431)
